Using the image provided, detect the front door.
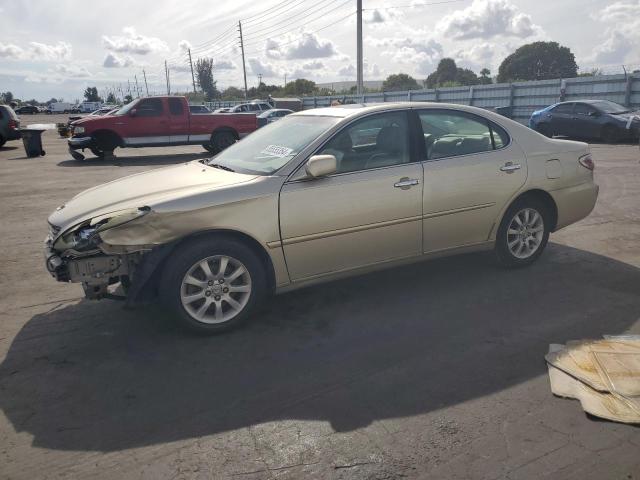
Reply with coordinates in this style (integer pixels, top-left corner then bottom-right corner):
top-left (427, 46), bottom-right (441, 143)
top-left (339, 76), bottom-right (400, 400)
top-left (279, 111), bottom-right (423, 281)
top-left (417, 109), bottom-right (527, 252)
top-left (572, 102), bottom-right (601, 139)
top-left (125, 97), bottom-right (169, 146)
top-left (548, 103), bottom-right (575, 138)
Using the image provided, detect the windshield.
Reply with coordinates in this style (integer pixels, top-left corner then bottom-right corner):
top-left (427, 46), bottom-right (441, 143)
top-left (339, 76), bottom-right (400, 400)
top-left (207, 115), bottom-right (341, 175)
top-left (593, 100), bottom-right (629, 114)
top-left (114, 99), bottom-right (141, 116)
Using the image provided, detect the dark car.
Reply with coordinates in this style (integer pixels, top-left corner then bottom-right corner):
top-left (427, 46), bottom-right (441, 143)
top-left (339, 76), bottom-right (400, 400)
top-left (189, 105), bottom-right (212, 114)
top-left (0, 105), bottom-right (21, 147)
top-left (14, 105), bottom-right (39, 115)
top-left (530, 100), bottom-right (640, 143)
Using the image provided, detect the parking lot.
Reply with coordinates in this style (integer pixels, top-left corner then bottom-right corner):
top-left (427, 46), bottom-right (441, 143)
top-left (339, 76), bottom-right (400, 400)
top-left (0, 114), bottom-right (639, 479)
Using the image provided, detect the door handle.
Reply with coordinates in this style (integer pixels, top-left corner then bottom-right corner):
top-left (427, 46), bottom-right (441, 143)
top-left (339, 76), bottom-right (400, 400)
top-left (394, 178), bottom-right (420, 189)
top-left (500, 162), bottom-right (521, 173)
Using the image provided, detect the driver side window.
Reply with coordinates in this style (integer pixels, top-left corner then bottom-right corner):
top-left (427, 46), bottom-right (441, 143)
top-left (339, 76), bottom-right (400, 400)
top-left (319, 112), bottom-right (409, 174)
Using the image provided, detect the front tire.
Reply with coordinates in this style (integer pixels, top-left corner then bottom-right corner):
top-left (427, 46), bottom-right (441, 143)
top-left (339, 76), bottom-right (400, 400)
top-left (160, 237), bottom-right (267, 334)
top-left (495, 198), bottom-right (550, 268)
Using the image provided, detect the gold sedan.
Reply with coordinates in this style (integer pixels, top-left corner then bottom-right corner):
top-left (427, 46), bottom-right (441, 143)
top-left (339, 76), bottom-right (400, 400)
top-left (45, 103), bottom-right (599, 333)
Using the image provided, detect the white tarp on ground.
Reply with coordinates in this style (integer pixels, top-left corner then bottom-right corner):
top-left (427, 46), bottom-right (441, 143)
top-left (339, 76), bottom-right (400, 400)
top-left (546, 337), bottom-right (640, 424)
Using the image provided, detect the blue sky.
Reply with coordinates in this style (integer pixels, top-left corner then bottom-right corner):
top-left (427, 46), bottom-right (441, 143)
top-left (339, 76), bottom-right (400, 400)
top-left (0, 0), bottom-right (638, 101)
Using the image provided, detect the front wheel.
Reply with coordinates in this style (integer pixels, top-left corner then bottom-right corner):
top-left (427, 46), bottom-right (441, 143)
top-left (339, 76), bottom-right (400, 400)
top-left (160, 237), bottom-right (267, 334)
top-left (495, 198), bottom-right (550, 268)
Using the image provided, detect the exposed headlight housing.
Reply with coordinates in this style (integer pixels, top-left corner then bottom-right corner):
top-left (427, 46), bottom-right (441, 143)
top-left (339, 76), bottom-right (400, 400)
top-left (54, 206), bottom-right (151, 252)
top-left (74, 126), bottom-right (85, 135)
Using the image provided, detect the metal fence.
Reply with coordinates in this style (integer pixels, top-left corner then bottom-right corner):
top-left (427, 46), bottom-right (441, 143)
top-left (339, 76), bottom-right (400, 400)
top-left (300, 73), bottom-right (640, 124)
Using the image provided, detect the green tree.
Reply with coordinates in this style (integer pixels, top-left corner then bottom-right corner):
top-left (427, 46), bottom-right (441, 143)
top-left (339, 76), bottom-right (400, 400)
top-left (1, 91), bottom-right (14, 104)
top-left (426, 58), bottom-right (458, 88)
top-left (195, 58), bottom-right (219, 101)
top-left (221, 86), bottom-right (245, 100)
top-left (382, 73), bottom-right (421, 92)
top-left (123, 94), bottom-right (133, 104)
top-left (283, 79), bottom-right (316, 96)
top-left (497, 41), bottom-right (578, 83)
top-left (83, 87), bottom-right (102, 102)
top-left (455, 68), bottom-right (479, 86)
top-left (106, 92), bottom-right (117, 104)
top-left (479, 68), bottom-right (492, 85)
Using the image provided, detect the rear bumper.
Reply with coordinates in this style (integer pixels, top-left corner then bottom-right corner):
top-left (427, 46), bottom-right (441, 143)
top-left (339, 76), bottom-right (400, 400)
top-left (550, 181), bottom-right (599, 231)
top-left (6, 129), bottom-right (22, 140)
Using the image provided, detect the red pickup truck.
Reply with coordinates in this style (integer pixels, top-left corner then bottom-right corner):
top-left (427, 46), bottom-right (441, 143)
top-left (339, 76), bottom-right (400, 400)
top-left (68, 96), bottom-right (257, 160)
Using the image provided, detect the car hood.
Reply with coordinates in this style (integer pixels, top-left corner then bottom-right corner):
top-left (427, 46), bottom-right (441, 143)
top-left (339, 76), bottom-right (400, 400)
top-left (612, 110), bottom-right (640, 121)
top-left (49, 161), bottom-right (258, 232)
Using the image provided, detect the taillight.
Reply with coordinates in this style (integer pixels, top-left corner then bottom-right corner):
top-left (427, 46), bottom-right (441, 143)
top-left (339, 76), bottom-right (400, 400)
top-left (579, 153), bottom-right (594, 171)
top-left (8, 119), bottom-right (18, 130)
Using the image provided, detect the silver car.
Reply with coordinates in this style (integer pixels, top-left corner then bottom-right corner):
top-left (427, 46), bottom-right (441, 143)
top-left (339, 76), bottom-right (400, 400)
top-left (45, 103), bottom-right (598, 333)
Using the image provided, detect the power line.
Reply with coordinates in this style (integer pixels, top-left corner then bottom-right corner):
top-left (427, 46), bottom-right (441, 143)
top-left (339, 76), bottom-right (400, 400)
top-left (242, 0), bottom-right (306, 23)
top-left (243, 0), bottom-right (354, 47)
top-left (363, 0), bottom-right (467, 10)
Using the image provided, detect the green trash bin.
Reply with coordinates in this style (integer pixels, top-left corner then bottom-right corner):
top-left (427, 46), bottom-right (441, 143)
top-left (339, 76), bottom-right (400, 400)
top-left (19, 128), bottom-right (46, 157)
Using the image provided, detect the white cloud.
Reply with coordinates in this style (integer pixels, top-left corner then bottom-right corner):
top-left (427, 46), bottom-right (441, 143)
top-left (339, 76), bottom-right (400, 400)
top-left (453, 42), bottom-right (497, 70)
top-left (266, 33), bottom-right (336, 60)
top-left (178, 40), bottom-right (192, 52)
top-left (590, 1), bottom-right (640, 65)
top-left (0, 41), bottom-right (71, 61)
top-left (103, 52), bottom-right (136, 68)
top-left (248, 58), bottom-right (282, 78)
top-left (0, 43), bottom-right (24, 59)
top-left (29, 41), bottom-right (72, 61)
top-left (338, 61), bottom-right (382, 78)
top-left (214, 60), bottom-right (236, 70)
top-left (366, 10), bottom-right (385, 24)
top-left (102, 27), bottom-right (169, 55)
top-left (437, 0), bottom-right (540, 40)
top-left (54, 64), bottom-right (92, 78)
top-left (302, 60), bottom-right (324, 70)
top-left (369, 36), bottom-right (443, 75)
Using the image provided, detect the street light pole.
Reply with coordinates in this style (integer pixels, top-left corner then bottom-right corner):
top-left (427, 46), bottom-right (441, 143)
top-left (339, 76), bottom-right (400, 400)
top-left (356, 0), bottom-right (363, 96)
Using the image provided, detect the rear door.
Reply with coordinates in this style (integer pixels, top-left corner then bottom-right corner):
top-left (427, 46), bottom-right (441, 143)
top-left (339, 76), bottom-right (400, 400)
top-left (167, 98), bottom-right (189, 143)
top-left (125, 98), bottom-right (169, 146)
top-left (572, 103), bottom-right (601, 139)
top-left (549, 103), bottom-right (575, 137)
top-left (419, 109), bottom-right (527, 252)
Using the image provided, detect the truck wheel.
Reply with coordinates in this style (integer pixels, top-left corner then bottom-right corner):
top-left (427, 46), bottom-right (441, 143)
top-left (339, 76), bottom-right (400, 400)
top-left (211, 130), bottom-right (237, 153)
top-left (202, 144), bottom-right (216, 153)
top-left (160, 237), bottom-right (267, 334)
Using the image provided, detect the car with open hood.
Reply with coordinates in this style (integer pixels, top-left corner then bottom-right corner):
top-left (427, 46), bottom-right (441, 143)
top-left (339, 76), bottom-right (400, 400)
top-left (46, 102), bottom-right (599, 334)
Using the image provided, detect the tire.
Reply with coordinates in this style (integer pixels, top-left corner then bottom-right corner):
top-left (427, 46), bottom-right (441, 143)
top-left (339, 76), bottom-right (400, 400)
top-left (601, 125), bottom-right (619, 144)
top-left (160, 237), bottom-right (267, 334)
top-left (202, 143), bottom-right (216, 153)
top-left (0, 135), bottom-right (6, 148)
top-left (90, 147), bottom-right (106, 158)
top-left (535, 124), bottom-right (552, 138)
top-left (495, 197), bottom-right (550, 268)
top-left (209, 130), bottom-right (237, 154)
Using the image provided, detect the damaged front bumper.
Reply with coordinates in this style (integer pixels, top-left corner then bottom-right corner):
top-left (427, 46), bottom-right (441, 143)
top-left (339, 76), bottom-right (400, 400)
top-left (68, 136), bottom-right (93, 160)
top-left (45, 234), bottom-right (132, 299)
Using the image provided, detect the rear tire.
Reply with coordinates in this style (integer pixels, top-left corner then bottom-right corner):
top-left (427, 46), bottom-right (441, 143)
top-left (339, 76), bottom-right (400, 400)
top-left (202, 144), bottom-right (216, 153)
top-left (601, 125), bottom-right (619, 144)
top-left (160, 237), bottom-right (267, 334)
top-left (209, 130), bottom-right (237, 154)
top-left (495, 197), bottom-right (550, 268)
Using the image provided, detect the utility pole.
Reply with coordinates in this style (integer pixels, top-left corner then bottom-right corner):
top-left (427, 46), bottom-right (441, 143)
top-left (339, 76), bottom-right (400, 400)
top-left (127, 79), bottom-right (132, 99)
top-left (356, 0), bottom-right (363, 95)
top-left (164, 60), bottom-right (170, 95)
top-left (258, 73), bottom-right (263, 87)
top-left (188, 48), bottom-right (197, 93)
top-left (134, 74), bottom-right (141, 97)
top-left (142, 69), bottom-right (149, 96)
top-left (284, 74), bottom-right (287, 87)
top-left (238, 20), bottom-right (248, 100)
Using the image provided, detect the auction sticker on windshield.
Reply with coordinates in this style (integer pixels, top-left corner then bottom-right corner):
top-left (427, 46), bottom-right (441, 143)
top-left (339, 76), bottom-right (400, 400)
top-left (259, 145), bottom-right (294, 158)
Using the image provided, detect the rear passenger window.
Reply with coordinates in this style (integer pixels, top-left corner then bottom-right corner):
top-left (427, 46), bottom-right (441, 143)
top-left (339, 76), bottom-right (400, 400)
top-left (419, 110), bottom-right (500, 160)
top-left (552, 103), bottom-right (574, 114)
top-left (169, 98), bottom-right (183, 115)
top-left (490, 122), bottom-right (510, 149)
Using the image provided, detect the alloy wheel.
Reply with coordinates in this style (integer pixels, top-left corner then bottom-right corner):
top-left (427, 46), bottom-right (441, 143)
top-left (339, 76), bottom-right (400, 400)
top-left (506, 208), bottom-right (545, 259)
top-left (180, 255), bottom-right (252, 324)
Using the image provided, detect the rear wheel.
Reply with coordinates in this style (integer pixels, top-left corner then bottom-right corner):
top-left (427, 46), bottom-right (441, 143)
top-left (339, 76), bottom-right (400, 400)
top-left (161, 237), bottom-right (267, 334)
top-left (208, 130), bottom-right (237, 154)
top-left (202, 144), bottom-right (216, 153)
top-left (601, 125), bottom-right (619, 144)
top-left (495, 198), bottom-right (550, 268)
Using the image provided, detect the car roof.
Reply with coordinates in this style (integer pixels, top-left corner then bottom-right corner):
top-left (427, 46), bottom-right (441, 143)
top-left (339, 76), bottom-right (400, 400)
top-left (291, 102), bottom-right (505, 118)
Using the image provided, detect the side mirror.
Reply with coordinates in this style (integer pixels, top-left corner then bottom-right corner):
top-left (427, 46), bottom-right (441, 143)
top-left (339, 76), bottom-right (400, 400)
top-left (129, 109), bottom-right (137, 117)
top-left (588, 111), bottom-right (600, 117)
top-left (305, 154), bottom-right (337, 178)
